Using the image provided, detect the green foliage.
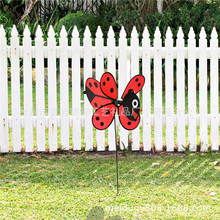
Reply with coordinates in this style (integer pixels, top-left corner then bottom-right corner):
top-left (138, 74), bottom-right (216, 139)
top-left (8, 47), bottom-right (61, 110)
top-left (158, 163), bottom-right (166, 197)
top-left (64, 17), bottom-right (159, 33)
top-left (0, 0), bottom-right (24, 22)
top-left (113, 1), bottom-right (220, 39)
top-left (56, 11), bottom-right (113, 38)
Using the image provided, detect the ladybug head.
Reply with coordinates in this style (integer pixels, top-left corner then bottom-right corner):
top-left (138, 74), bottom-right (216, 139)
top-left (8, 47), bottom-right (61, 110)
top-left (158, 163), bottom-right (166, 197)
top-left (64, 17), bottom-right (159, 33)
top-left (122, 90), bottom-right (140, 121)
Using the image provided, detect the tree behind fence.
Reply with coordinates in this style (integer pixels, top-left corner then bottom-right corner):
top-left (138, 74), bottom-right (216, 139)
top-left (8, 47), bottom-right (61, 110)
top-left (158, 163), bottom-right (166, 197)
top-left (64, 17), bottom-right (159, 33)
top-left (0, 25), bottom-right (219, 153)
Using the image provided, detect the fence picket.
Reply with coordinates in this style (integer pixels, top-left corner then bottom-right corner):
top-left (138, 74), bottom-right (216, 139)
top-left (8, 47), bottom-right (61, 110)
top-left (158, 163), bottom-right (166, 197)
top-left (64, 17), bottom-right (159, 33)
top-left (176, 27), bottom-right (185, 151)
top-left (23, 26), bottom-right (33, 152)
top-left (84, 26), bottom-right (93, 151)
top-left (188, 28), bottom-right (197, 151)
top-left (118, 27), bottom-right (128, 150)
top-left (35, 26), bottom-right (45, 151)
top-left (142, 27), bottom-right (151, 151)
top-left (60, 26), bottom-right (69, 150)
top-left (95, 26), bottom-right (105, 151)
top-left (131, 27), bottom-right (140, 151)
top-left (0, 26), bottom-right (8, 152)
top-left (107, 26), bottom-right (116, 151)
top-left (210, 28), bottom-right (219, 151)
top-left (72, 26), bottom-right (81, 150)
top-left (10, 25), bottom-right (21, 152)
top-left (165, 27), bottom-right (174, 152)
top-left (48, 26), bottom-right (57, 151)
top-left (199, 27), bottom-right (208, 151)
top-left (154, 27), bottom-right (163, 151)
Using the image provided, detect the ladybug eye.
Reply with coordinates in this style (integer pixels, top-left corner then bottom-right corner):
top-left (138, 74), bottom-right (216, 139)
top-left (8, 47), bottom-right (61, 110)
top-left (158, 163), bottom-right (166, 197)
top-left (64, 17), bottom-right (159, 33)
top-left (132, 99), bottom-right (138, 108)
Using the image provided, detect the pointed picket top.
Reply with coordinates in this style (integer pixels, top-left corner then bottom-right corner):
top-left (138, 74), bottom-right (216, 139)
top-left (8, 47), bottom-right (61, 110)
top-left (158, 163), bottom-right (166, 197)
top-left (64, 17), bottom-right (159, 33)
top-left (211, 27), bottom-right (217, 39)
top-left (188, 27), bottom-right (195, 39)
top-left (0, 25), bottom-right (6, 38)
top-left (23, 25), bottom-right (30, 38)
top-left (72, 26), bottom-right (79, 38)
top-left (177, 27), bottom-right (184, 39)
top-left (119, 26), bottom-right (127, 38)
top-left (166, 27), bottom-right (173, 38)
top-left (11, 25), bottom-right (18, 38)
top-left (131, 26), bottom-right (138, 38)
top-left (60, 25), bottom-right (67, 38)
top-left (96, 26), bottom-right (103, 38)
top-left (48, 25), bottom-right (55, 38)
top-left (143, 26), bottom-right (150, 39)
top-left (154, 26), bottom-right (161, 38)
top-left (36, 25), bottom-right (43, 37)
top-left (84, 26), bottom-right (91, 38)
top-left (199, 27), bottom-right (206, 39)
top-left (107, 26), bottom-right (115, 38)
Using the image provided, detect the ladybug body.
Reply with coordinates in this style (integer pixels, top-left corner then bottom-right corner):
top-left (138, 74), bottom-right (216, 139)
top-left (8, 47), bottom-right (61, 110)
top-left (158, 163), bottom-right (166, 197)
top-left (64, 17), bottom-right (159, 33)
top-left (84, 72), bottom-right (145, 130)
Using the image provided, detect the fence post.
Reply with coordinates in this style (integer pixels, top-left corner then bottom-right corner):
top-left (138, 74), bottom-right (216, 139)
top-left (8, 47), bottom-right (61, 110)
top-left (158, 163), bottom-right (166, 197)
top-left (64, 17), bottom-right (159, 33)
top-left (95, 26), bottom-right (105, 151)
top-left (165, 27), bottom-right (174, 152)
top-left (36, 25), bottom-right (45, 152)
top-left (118, 27), bottom-right (128, 150)
top-left (210, 28), bottom-right (219, 151)
top-left (84, 26), bottom-right (93, 151)
top-left (142, 27), bottom-right (151, 151)
top-left (107, 26), bottom-right (116, 151)
top-left (72, 26), bottom-right (81, 150)
top-left (188, 27), bottom-right (197, 151)
top-left (0, 26), bottom-right (9, 153)
top-left (131, 26), bottom-right (140, 151)
top-left (11, 25), bottom-right (21, 152)
top-left (199, 27), bottom-right (208, 151)
top-left (23, 26), bottom-right (33, 152)
top-left (48, 25), bottom-right (57, 151)
top-left (154, 27), bottom-right (163, 151)
top-left (60, 26), bottom-right (69, 150)
top-left (176, 27), bottom-right (185, 151)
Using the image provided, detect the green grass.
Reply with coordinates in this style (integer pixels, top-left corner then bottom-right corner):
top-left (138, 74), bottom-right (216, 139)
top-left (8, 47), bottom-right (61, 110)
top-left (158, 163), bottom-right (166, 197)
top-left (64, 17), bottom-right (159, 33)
top-left (0, 153), bottom-right (220, 219)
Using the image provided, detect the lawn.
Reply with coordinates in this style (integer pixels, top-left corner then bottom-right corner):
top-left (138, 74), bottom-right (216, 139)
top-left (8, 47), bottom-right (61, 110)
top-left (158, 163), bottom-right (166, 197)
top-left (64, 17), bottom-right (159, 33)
top-left (0, 153), bottom-right (219, 219)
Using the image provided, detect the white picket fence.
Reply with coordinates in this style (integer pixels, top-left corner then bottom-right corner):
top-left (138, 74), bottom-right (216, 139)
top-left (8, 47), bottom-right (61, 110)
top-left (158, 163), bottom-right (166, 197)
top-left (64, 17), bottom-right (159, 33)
top-left (0, 25), bottom-right (219, 153)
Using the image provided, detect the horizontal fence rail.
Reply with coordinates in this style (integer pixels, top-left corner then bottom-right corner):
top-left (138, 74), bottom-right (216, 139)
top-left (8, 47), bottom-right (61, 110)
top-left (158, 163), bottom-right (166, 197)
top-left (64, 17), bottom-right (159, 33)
top-left (0, 25), bottom-right (219, 153)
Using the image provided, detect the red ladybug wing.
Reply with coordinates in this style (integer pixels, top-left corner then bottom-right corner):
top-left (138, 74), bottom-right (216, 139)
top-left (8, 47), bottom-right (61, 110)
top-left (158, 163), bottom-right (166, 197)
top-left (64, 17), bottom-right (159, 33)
top-left (92, 104), bottom-right (116, 130)
top-left (118, 105), bottom-right (140, 130)
top-left (100, 72), bottom-right (118, 100)
top-left (121, 75), bottom-right (145, 99)
top-left (85, 78), bottom-right (112, 109)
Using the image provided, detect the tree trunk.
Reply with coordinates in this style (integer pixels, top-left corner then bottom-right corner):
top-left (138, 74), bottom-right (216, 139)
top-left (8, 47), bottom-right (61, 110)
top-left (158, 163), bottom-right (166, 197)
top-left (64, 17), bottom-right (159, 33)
top-left (157, 0), bottom-right (163, 14)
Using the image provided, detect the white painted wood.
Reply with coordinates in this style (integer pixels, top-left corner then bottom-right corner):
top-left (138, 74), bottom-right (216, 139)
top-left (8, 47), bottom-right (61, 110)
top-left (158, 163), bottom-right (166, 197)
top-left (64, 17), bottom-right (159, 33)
top-left (0, 26), bottom-right (9, 152)
top-left (118, 27), bottom-right (128, 150)
top-left (60, 26), bottom-right (69, 150)
top-left (0, 25), bottom-right (219, 153)
top-left (176, 27), bottom-right (185, 151)
top-left (188, 27), bottom-right (197, 151)
top-left (48, 26), bottom-right (57, 151)
top-left (199, 27), bottom-right (208, 151)
top-left (131, 26), bottom-right (140, 151)
top-left (72, 26), bottom-right (81, 150)
top-left (154, 27), bottom-right (163, 151)
top-left (23, 26), bottom-right (33, 152)
top-left (142, 27), bottom-right (151, 151)
top-left (95, 26), bottom-right (105, 151)
top-left (35, 25), bottom-right (45, 152)
top-left (84, 26), bottom-right (93, 151)
top-left (107, 26), bottom-right (116, 151)
top-left (165, 27), bottom-right (174, 152)
top-left (210, 28), bottom-right (219, 151)
top-left (10, 25), bottom-right (21, 152)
